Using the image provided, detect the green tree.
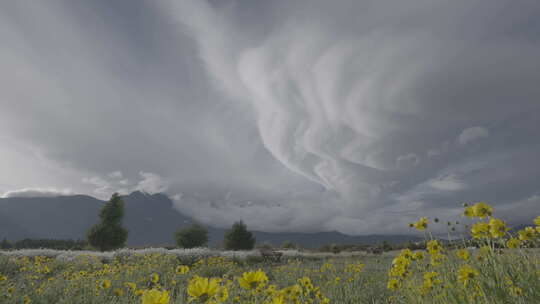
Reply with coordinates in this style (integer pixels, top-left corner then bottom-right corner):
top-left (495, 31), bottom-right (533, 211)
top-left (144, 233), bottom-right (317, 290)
top-left (175, 223), bottom-right (208, 249)
top-left (87, 193), bottom-right (128, 251)
top-left (223, 221), bottom-right (255, 251)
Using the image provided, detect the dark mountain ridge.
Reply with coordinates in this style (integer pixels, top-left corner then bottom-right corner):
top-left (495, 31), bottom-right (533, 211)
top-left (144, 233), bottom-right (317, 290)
top-left (0, 191), bottom-right (421, 248)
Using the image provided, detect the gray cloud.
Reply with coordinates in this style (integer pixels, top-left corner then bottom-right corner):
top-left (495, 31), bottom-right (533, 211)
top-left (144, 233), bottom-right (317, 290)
top-left (1, 0), bottom-right (539, 234)
top-left (1, 188), bottom-right (75, 199)
top-left (81, 171), bottom-right (169, 199)
top-left (458, 127), bottom-right (489, 145)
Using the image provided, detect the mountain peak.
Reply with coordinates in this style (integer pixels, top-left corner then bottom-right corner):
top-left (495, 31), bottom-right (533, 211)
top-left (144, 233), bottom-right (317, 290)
top-left (125, 190), bottom-right (149, 198)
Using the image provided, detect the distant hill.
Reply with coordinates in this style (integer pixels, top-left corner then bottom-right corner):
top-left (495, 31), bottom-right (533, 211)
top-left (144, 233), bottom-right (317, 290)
top-left (0, 191), bottom-right (421, 248)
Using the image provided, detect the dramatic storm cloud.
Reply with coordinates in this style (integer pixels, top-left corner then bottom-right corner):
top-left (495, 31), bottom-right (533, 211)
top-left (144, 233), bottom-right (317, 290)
top-left (1, 0), bottom-right (539, 234)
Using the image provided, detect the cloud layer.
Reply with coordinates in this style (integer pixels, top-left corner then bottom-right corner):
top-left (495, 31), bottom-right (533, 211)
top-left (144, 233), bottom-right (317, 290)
top-left (1, 0), bottom-right (539, 234)
top-left (1, 188), bottom-right (75, 199)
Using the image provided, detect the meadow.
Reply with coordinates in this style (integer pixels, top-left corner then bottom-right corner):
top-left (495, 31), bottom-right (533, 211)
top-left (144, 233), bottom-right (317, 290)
top-left (1, 202), bottom-right (540, 304)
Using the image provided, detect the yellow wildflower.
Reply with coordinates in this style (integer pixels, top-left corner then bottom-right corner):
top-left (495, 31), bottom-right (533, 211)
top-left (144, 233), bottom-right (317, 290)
top-left (176, 265), bottom-right (190, 275)
top-left (125, 282), bottom-right (137, 291)
top-left (463, 206), bottom-right (474, 217)
top-left (471, 222), bottom-right (490, 239)
top-left (518, 227), bottom-right (536, 241)
top-left (387, 278), bottom-right (401, 291)
top-left (488, 218), bottom-right (508, 238)
top-left (456, 249), bottom-right (470, 261)
top-left (114, 288), bottom-right (124, 296)
top-left (471, 202), bottom-right (493, 218)
top-left (507, 238), bottom-right (521, 249)
top-left (427, 240), bottom-right (443, 254)
top-left (269, 294), bottom-right (286, 304)
top-left (215, 286), bottom-right (229, 302)
top-left (187, 276), bottom-right (221, 302)
top-left (238, 270), bottom-right (268, 290)
top-left (458, 265), bottom-right (479, 286)
top-left (23, 295), bottom-right (31, 304)
top-left (412, 251), bottom-right (425, 261)
top-left (509, 285), bottom-right (523, 297)
top-left (399, 249), bottom-right (414, 260)
top-left (141, 289), bottom-right (170, 304)
top-left (430, 253), bottom-right (446, 266)
top-left (413, 217), bottom-right (429, 231)
top-left (100, 279), bottom-right (111, 289)
top-left (422, 271), bottom-right (442, 294)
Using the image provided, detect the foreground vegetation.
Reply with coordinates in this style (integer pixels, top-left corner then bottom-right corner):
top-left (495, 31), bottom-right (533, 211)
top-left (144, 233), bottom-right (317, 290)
top-left (1, 202), bottom-right (540, 303)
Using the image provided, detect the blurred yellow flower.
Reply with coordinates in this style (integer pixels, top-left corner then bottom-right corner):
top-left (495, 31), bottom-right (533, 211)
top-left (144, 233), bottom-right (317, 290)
top-left (413, 217), bottom-right (429, 231)
top-left (506, 238), bottom-right (521, 249)
top-left (456, 249), bottom-right (470, 261)
top-left (463, 206), bottom-right (474, 217)
top-left (114, 288), bottom-right (124, 296)
top-left (430, 253), bottom-right (446, 267)
top-left (509, 285), bottom-right (523, 297)
top-left (488, 218), bottom-right (508, 238)
top-left (141, 289), bottom-right (170, 304)
top-left (471, 222), bottom-right (490, 239)
top-left (215, 286), bottom-right (229, 302)
top-left (427, 240), bottom-right (443, 254)
top-left (238, 270), bottom-right (268, 290)
top-left (471, 202), bottom-right (493, 218)
top-left (387, 278), bottom-right (401, 291)
top-left (175, 265), bottom-right (190, 275)
top-left (458, 265), bottom-right (479, 286)
top-left (270, 294), bottom-right (286, 304)
top-left (100, 279), bottom-right (111, 289)
top-left (125, 282), bottom-right (137, 291)
top-left (518, 227), bottom-right (537, 241)
top-left (412, 251), bottom-right (425, 261)
top-left (187, 276), bottom-right (221, 302)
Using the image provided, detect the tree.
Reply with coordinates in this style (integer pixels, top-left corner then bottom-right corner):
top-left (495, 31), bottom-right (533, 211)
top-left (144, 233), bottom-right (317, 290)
top-left (87, 193), bottom-right (128, 251)
top-left (380, 240), bottom-right (393, 252)
top-left (281, 241), bottom-right (297, 250)
top-left (223, 221), bottom-right (255, 250)
top-left (0, 238), bottom-right (12, 250)
top-left (175, 223), bottom-right (208, 249)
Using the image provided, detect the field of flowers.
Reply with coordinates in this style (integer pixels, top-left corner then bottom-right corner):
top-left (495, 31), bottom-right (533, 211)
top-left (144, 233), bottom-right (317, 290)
top-left (1, 202), bottom-right (540, 304)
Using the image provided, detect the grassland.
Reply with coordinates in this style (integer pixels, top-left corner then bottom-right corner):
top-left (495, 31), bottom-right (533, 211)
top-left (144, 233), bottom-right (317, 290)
top-left (1, 202), bottom-right (540, 303)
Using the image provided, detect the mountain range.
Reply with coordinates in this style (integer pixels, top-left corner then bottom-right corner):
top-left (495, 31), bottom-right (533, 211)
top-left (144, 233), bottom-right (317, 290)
top-left (0, 191), bottom-right (421, 248)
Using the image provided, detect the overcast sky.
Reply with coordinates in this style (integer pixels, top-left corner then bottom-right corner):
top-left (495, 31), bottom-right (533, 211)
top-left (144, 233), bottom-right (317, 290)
top-left (1, 0), bottom-right (539, 235)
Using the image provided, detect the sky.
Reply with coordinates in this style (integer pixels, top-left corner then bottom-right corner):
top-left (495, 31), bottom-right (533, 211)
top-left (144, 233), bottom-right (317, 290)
top-left (1, 0), bottom-right (539, 235)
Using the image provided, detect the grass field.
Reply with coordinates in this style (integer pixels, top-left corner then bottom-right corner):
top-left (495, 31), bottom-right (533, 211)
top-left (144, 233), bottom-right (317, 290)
top-left (1, 202), bottom-right (540, 304)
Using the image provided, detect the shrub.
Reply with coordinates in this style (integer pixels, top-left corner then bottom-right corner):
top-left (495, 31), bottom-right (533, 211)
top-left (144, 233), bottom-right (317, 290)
top-left (256, 242), bottom-right (273, 250)
top-left (223, 221), bottom-right (255, 251)
top-left (281, 241), bottom-right (297, 250)
top-left (11, 239), bottom-right (87, 250)
top-left (175, 223), bottom-right (208, 249)
top-left (330, 243), bottom-right (341, 254)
